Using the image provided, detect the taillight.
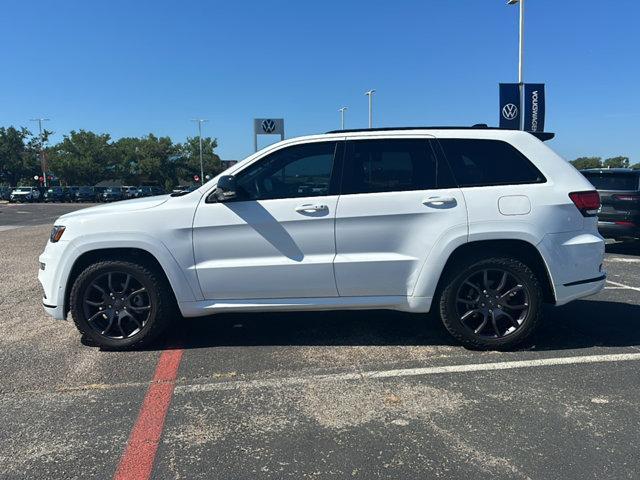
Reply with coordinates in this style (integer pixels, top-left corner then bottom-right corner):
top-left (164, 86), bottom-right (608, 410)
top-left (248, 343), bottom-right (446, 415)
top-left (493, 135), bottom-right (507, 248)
top-left (569, 191), bottom-right (600, 217)
top-left (612, 194), bottom-right (640, 202)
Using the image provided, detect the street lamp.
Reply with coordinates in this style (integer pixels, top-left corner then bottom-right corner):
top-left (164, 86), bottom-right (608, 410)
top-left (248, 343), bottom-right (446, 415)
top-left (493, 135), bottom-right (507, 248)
top-left (30, 118), bottom-right (50, 187)
top-left (338, 107), bottom-right (348, 130)
top-left (365, 90), bottom-right (375, 128)
top-left (507, 0), bottom-right (524, 129)
top-left (190, 119), bottom-right (208, 185)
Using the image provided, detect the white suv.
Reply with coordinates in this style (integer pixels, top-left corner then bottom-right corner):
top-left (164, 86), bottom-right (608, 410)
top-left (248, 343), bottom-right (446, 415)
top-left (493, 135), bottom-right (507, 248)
top-left (39, 127), bottom-right (606, 350)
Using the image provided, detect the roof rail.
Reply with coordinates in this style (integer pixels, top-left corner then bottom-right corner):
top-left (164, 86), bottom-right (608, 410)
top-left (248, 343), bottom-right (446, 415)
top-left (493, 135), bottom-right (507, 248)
top-left (325, 126), bottom-right (555, 141)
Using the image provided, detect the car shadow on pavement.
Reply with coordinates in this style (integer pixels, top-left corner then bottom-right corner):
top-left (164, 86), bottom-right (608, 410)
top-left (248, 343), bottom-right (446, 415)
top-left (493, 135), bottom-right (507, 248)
top-left (144, 299), bottom-right (640, 353)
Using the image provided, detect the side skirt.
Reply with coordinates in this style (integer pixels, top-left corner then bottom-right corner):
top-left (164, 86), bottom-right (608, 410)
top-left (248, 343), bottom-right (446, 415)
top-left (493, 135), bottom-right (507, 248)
top-left (178, 295), bottom-right (432, 317)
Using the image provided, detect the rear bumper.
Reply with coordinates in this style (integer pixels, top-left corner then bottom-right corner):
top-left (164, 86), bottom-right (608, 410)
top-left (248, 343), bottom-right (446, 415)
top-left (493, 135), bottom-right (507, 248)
top-left (537, 231), bottom-right (606, 306)
top-left (598, 221), bottom-right (640, 239)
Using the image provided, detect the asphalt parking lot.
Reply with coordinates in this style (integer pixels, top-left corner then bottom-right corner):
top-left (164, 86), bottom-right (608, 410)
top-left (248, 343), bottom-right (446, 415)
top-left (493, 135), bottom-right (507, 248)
top-left (1, 203), bottom-right (639, 479)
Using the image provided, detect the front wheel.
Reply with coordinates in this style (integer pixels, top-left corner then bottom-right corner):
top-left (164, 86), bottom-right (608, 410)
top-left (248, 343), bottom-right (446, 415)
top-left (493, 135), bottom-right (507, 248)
top-left (70, 260), bottom-right (175, 349)
top-left (438, 257), bottom-right (543, 350)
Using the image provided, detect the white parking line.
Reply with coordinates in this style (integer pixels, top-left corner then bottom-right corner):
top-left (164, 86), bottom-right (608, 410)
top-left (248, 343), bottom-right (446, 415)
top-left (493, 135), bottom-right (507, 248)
top-left (607, 257), bottom-right (640, 264)
top-left (176, 353), bottom-right (640, 393)
top-left (606, 280), bottom-right (640, 292)
top-left (0, 225), bottom-right (20, 232)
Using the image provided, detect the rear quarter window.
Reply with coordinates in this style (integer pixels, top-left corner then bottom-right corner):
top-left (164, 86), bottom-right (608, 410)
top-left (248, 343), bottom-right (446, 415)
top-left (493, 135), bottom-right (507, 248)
top-left (438, 139), bottom-right (546, 187)
top-left (581, 173), bottom-right (639, 191)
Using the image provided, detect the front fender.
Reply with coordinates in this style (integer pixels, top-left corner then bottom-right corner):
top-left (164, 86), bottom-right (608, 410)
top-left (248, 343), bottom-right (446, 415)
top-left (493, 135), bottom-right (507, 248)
top-left (51, 233), bottom-right (202, 313)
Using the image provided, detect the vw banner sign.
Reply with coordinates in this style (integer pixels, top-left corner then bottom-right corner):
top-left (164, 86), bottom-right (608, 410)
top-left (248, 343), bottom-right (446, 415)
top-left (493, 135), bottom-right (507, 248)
top-left (253, 118), bottom-right (285, 151)
top-left (499, 83), bottom-right (521, 129)
top-left (523, 84), bottom-right (545, 132)
top-left (254, 118), bottom-right (284, 136)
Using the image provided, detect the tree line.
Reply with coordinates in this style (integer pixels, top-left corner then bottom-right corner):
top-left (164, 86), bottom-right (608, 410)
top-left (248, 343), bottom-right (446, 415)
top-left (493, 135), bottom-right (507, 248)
top-left (569, 156), bottom-right (640, 170)
top-left (2, 125), bottom-right (638, 189)
top-left (0, 126), bottom-right (224, 190)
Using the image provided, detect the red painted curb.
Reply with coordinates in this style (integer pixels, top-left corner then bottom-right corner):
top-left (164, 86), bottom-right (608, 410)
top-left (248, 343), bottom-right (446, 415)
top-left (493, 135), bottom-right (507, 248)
top-left (113, 348), bottom-right (183, 480)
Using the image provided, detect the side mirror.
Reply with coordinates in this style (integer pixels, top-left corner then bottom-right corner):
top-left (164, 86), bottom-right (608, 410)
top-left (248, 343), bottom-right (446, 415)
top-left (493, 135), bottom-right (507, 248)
top-left (214, 175), bottom-right (237, 202)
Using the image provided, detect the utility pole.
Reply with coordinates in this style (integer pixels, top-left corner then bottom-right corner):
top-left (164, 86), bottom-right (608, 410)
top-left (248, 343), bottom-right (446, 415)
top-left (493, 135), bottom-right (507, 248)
top-left (191, 119), bottom-right (208, 185)
top-left (339, 107), bottom-right (348, 130)
top-left (30, 118), bottom-right (50, 187)
top-left (365, 90), bottom-right (375, 128)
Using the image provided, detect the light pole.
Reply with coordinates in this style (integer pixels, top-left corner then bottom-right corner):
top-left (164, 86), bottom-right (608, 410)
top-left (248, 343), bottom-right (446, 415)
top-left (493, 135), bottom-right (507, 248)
top-left (339, 107), bottom-right (348, 130)
top-left (190, 119), bottom-right (208, 185)
top-left (365, 90), bottom-right (375, 128)
top-left (507, 0), bottom-right (524, 129)
top-left (30, 118), bottom-right (50, 187)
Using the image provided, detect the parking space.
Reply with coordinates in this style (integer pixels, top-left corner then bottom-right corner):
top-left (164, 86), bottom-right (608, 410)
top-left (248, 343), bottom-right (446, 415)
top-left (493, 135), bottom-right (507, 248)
top-left (1, 204), bottom-right (639, 479)
top-left (0, 202), bottom-right (95, 230)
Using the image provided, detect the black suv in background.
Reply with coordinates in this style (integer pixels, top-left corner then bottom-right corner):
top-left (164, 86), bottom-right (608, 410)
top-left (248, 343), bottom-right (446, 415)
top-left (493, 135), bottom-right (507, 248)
top-left (135, 186), bottom-right (165, 198)
top-left (75, 186), bottom-right (100, 202)
top-left (581, 168), bottom-right (640, 241)
top-left (0, 186), bottom-right (12, 201)
top-left (43, 186), bottom-right (71, 203)
top-left (101, 187), bottom-right (125, 202)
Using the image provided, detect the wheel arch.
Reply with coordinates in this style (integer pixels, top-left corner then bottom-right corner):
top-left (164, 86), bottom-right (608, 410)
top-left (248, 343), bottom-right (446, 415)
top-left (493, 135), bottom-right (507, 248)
top-left (432, 239), bottom-right (556, 306)
top-left (63, 246), bottom-right (190, 317)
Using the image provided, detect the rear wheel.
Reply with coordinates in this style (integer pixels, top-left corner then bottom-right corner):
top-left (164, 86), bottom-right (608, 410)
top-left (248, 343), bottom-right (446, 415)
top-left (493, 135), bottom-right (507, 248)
top-left (70, 260), bottom-right (175, 349)
top-left (438, 257), bottom-right (543, 350)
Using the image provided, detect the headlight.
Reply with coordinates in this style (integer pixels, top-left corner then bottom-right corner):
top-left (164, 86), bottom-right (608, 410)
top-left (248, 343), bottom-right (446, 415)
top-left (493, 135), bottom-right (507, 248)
top-left (50, 225), bottom-right (66, 243)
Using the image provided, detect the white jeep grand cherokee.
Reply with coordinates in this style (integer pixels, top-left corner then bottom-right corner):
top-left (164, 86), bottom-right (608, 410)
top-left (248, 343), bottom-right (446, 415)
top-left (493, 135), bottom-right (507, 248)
top-left (39, 127), bottom-right (606, 350)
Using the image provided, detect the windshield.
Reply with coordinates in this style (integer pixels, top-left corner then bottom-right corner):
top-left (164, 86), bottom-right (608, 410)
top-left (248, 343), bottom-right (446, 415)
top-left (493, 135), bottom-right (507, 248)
top-left (105, 187), bottom-right (119, 193)
top-left (583, 173), bottom-right (639, 191)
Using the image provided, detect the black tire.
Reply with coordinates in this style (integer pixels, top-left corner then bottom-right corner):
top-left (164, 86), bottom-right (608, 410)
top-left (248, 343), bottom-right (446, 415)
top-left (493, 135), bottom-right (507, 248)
top-left (70, 260), bottom-right (176, 349)
top-left (438, 256), bottom-right (543, 350)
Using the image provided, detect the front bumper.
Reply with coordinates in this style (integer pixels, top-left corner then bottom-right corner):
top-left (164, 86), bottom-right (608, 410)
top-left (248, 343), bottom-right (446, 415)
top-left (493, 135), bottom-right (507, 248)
top-left (38, 240), bottom-right (73, 320)
top-left (42, 301), bottom-right (66, 320)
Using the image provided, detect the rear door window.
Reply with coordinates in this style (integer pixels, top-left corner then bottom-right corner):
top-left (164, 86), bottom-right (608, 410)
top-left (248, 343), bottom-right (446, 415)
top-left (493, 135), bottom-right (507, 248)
top-left (438, 139), bottom-right (546, 187)
top-left (581, 173), bottom-right (639, 191)
top-left (341, 138), bottom-right (454, 194)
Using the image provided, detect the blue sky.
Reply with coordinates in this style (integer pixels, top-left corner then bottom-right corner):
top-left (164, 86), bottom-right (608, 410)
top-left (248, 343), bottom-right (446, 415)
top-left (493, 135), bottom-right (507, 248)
top-left (1, 0), bottom-right (638, 162)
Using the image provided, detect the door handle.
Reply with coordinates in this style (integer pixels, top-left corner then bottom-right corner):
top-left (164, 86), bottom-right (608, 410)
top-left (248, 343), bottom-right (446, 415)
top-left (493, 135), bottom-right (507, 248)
top-left (422, 196), bottom-right (457, 207)
top-left (295, 204), bottom-right (329, 213)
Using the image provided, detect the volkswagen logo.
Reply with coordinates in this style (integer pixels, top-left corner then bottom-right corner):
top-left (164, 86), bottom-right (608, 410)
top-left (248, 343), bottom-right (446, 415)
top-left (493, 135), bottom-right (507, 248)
top-left (261, 119), bottom-right (276, 133)
top-left (502, 103), bottom-right (518, 120)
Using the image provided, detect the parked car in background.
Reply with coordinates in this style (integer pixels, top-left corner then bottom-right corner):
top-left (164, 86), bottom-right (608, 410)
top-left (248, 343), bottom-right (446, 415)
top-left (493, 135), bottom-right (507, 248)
top-left (0, 186), bottom-right (12, 201)
top-left (581, 168), bottom-right (640, 241)
top-left (172, 185), bottom-right (198, 194)
top-left (135, 185), bottom-right (165, 198)
top-left (43, 186), bottom-right (71, 203)
top-left (74, 186), bottom-right (100, 202)
top-left (40, 127), bottom-right (606, 350)
top-left (67, 186), bottom-right (79, 199)
top-left (10, 186), bottom-right (41, 203)
top-left (123, 186), bottom-right (137, 199)
top-left (101, 187), bottom-right (125, 202)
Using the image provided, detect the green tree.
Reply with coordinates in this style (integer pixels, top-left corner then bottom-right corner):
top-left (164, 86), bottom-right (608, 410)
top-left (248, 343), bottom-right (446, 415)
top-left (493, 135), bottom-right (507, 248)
top-left (176, 136), bottom-right (222, 183)
top-left (112, 137), bottom-right (144, 184)
top-left (631, 163), bottom-right (640, 170)
top-left (603, 156), bottom-right (630, 168)
top-left (570, 157), bottom-right (602, 169)
top-left (136, 134), bottom-right (180, 190)
top-left (48, 130), bottom-right (113, 185)
top-left (0, 126), bottom-right (36, 185)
